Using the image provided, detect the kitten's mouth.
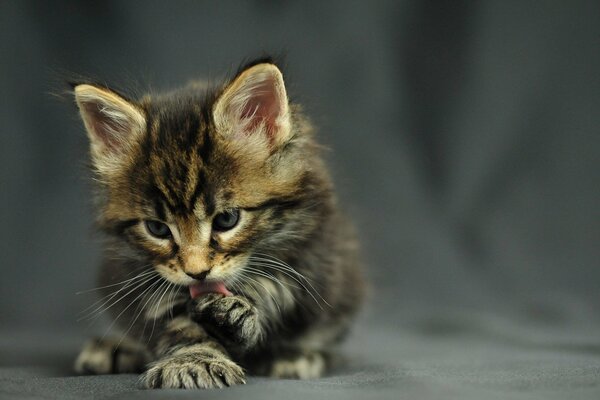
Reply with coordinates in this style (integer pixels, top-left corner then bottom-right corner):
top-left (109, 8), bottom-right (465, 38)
top-left (189, 281), bottom-right (232, 299)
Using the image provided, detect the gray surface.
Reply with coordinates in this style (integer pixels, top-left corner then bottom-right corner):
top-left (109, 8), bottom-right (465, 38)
top-left (3, 321), bottom-right (600, 399)
top-left (1, 1), bottom-right (599, 399)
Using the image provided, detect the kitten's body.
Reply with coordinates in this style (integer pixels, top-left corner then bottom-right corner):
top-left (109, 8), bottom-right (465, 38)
top-left (73, 60), bottom-right (365, 388)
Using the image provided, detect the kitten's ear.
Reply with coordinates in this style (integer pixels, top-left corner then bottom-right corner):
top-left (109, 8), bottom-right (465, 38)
top-left (74, 84), bottom-right (146, 161)
top-left (213, 63), bottom-right (291, 148)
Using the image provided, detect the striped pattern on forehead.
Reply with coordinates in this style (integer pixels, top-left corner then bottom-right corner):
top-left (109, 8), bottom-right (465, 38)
top-left (138, 100), bottom-right (219, 217)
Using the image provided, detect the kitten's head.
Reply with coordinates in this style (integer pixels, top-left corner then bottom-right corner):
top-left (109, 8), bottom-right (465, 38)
top-left (74, 61), bottom-right (330, 291)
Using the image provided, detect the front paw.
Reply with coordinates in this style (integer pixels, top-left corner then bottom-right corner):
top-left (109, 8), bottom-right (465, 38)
top-left (188, 294), bottom-right (262, 350)
top-left (142, 346), bottom-right (246, 389)
top-left (74, 337), bottom-right (149, 375)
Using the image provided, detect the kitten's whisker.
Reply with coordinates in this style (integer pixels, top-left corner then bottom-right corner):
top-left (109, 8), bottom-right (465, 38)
top-left (158, 282), bottom-right (175, 320)
top-left (166, 283), bottom-right (180, 320)
top-left (298, 200), bottom-right (324, 212)
top-left (244, 266), bottom-right (302, 291)
top-left (233, 273), bottom-right (262, 304)
top-left (76, 269), bottom-right (155, 295)
top-left (238, 272), bottom-right (282, 315)
top-left (251, 260), bottom-right (316, 291)
top-left (267, 267), bottom-right (329, 309)
top-left (250, 254), bottom-right (331, 307)
top-left (251, 254), bottom-right (313, 282)
top-left (78, 272), bottom-right (159, 322)
top-left (82, 276), bottom-right (158, 327)
top-left (246, 267), bottom-right (300, 306)
top-left (79, 272), bottom-right (158, 321)
top-left (149, 280), bottom-right (171, 320)
top-left (102, 277), bottom-right (163, 341)
top-left (77, 268), bottom-right (155, 314)
top-left (140, 279), bottom-right (169, 338)
top-left (246, 264), bottom-right (301, 288)
top-left (249, 263), bottom-right (322, 310)
top-left (239, 271), bottom-right (281, 314)
top-left (250, 254), bottom-right (302, 274)
top-left (244, 268), bottom-right (300, 310)
top-left (227, 274), bottom-right (249, 298)
top-left (147, 281), bottom-right (173, 343)
top-left (248, 259), bottom-right (330, 309)
top-left (229, 280), bottom-right (243, 297)
top-left (116, 283), bottom-right (158, 349)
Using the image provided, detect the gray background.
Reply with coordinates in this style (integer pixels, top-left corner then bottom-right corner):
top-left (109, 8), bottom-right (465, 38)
top-left (1, 1), bottom-right (599, 399)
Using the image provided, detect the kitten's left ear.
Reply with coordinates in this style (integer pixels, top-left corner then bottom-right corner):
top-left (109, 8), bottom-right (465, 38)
top-left (213, 63), bottom-right (291, 148)
top-left (73, 84), bottom-right (146, 161)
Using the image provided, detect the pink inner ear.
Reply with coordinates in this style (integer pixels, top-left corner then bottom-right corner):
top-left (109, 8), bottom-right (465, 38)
top-left (239, 76), bottom-right (282, 138)
top-left (82, 101), bottom-right (124, 151)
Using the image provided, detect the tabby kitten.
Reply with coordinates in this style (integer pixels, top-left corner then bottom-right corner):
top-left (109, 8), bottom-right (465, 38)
top-left (72, 59), bottom-right (365, 389)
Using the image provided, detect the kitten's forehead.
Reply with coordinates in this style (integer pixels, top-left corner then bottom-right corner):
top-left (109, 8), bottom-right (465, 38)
top-left (123, 88), bottom-right (300, 222)
top-left (136, 95), bottom-right (225, 218)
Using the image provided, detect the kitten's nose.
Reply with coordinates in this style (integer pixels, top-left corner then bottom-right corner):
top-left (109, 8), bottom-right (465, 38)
top-left (186, 270), bottom-right (209, 281)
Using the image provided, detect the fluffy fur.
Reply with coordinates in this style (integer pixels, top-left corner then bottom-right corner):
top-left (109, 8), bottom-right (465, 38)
top-left (73, 59), bottom-right (365, 389)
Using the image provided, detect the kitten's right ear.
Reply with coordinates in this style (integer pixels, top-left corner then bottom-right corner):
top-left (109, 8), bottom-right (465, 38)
top-left (73, 84), bottom-right (145, 163)
top-left (213, 63), bottom-right (291, 152)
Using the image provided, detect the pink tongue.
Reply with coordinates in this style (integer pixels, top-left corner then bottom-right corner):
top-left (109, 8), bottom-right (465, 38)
top-left (189, 281), bottom-right (232, 299)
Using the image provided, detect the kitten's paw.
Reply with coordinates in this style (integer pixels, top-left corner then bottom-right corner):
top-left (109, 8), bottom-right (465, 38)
top-left (189, 294), bottom-right (263, 350)
top-left (142, 347), bottom-right (246, 389)
top-left (74, 337), bottom-right (150, 375)
top-left (270, 351), bottom-right (327, 380)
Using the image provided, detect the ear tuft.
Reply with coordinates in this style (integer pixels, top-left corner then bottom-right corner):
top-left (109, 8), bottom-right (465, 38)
top-left (74, 84), bottom-right (146, 156)
top-left (213, 63), bottom-right (291, 147)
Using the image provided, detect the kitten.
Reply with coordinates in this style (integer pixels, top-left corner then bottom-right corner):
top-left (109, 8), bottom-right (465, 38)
top-left (72, 59), bottom-right (365, 389)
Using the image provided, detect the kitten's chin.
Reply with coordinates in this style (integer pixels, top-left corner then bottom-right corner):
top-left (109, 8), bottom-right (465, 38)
top-left (189, 281), bottom-right (232, 299)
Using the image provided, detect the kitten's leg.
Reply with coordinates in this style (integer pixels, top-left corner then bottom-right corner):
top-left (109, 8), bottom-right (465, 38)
top-left (187, 293), bottom-right (263, 356)
top-left (141, 316), bottom-right (245, 389)
top-left (268, 349), bottom-right (330, 379)
top-left (74, 337), bottom-right (150, 374)
top-left (187, 281), bottom-right (332, 379)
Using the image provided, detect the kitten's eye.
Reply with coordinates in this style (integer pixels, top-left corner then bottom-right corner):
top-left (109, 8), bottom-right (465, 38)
top-left (144, 220), bottom-right (172, 239)
top-left (212, 209), bottom-right (240, 231)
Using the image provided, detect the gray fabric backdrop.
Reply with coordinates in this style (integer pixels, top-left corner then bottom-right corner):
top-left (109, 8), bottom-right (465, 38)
top-left (1, 1), bottom-right (599, 399)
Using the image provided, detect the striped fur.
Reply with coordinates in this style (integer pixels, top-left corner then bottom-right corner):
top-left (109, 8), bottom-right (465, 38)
top-left (73, 59), bottom-right (365, 389)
